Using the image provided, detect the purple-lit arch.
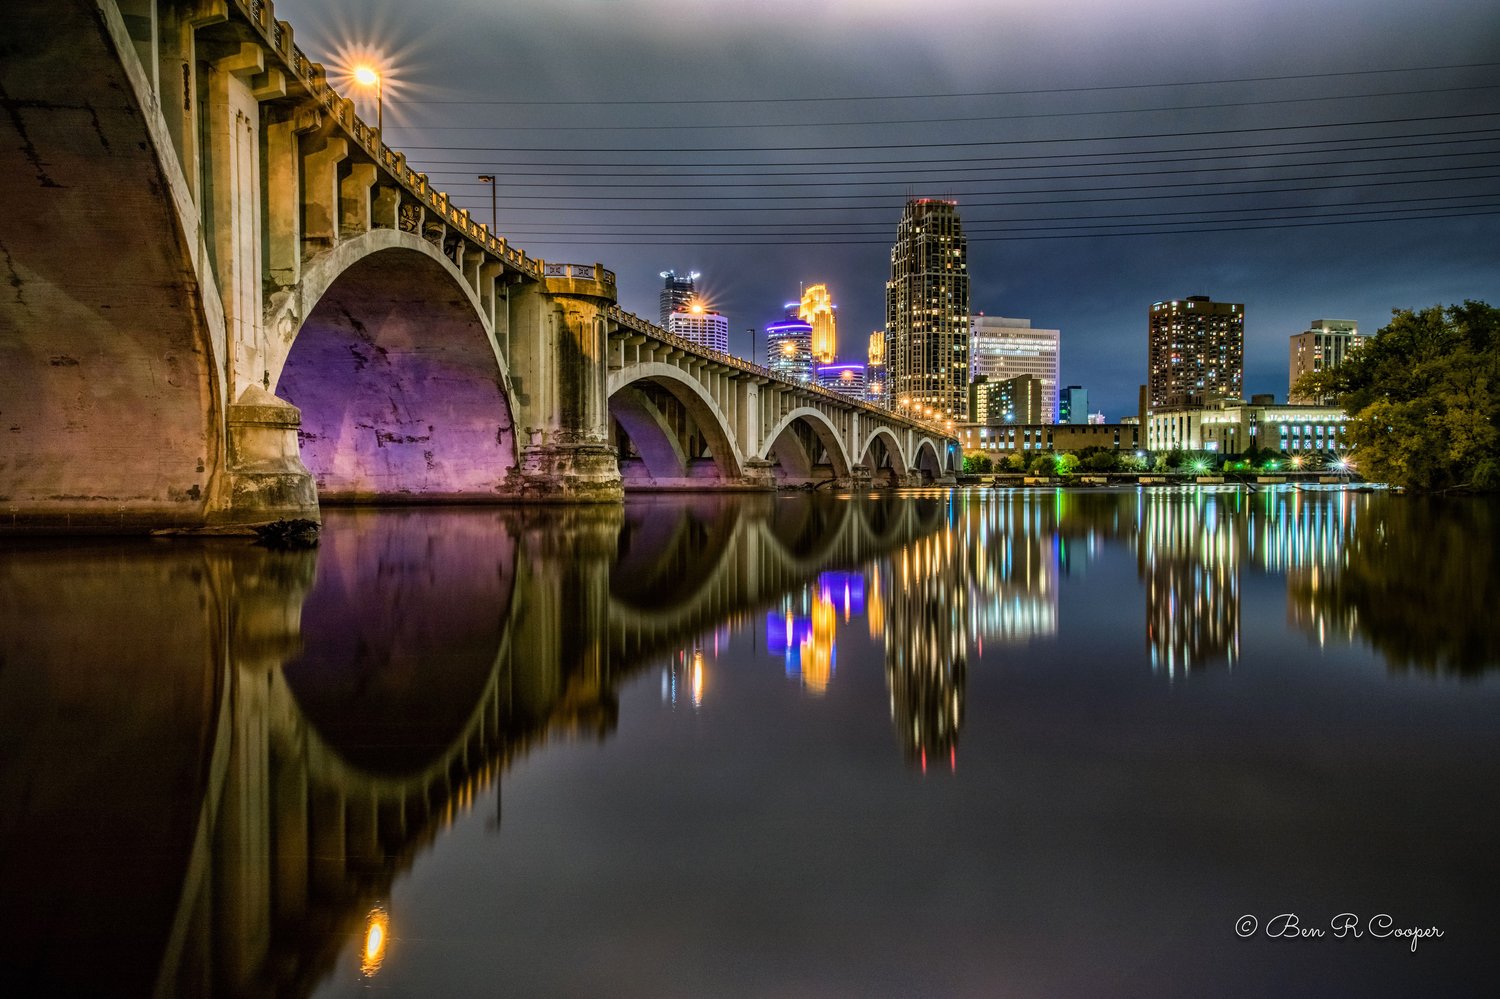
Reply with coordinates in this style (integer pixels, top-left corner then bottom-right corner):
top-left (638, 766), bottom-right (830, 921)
top-left (607, 363), bottom-right (745, 486)
top-left (273, 233), bottom-right (517, 500)
top-left (760, 408), bottom-right (853, 484)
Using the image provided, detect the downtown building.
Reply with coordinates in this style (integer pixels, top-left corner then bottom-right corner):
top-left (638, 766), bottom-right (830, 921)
top-left (886, 199), bottom-right (971, 421)
top-left (1147, 296), bottom-right (1244, 410)
top-left (1288, 319), bottom-right (1365, 403)
top-left (867, 330), bottom-right (889, 407)
top-left (667, 305), bottom-right (730, 354)
top-left (799, 284), bottom-right (838, 364)
top-left (816, 363), bottom-right (867, 401)
top-left (658, 270), bottom-right (699, 326)
top-left (970, 315), bottom-right (1060, 423)
top-left (765, 309), bottom-right (815, 383)
top-left (969, 374), bottom-right (1044, 426)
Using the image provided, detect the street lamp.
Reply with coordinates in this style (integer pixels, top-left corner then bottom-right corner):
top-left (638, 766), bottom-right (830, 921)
top-left (477, 174), bottom-right (496, 233)
top-left (353, 65), bottom-right (382, 134)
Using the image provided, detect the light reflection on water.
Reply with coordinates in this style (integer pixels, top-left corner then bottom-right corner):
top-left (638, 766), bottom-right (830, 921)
top-left (0, 489), bottom-right (1497, 996)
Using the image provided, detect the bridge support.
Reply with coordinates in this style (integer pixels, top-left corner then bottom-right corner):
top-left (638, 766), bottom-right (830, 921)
top-left (509, 272), bottom-right (624, 502)
top-left (218, 386), bottom-right (319, 526)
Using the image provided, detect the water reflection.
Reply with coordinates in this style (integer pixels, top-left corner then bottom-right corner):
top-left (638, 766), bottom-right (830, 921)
top-left (1, 489), bottom-right (1495, 995)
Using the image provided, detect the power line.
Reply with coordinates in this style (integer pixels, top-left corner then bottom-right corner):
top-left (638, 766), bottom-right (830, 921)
top-left (421, 150), bottom-right (1499, 193)
top-left (392, 112), bottom-right (1500, 155)
top-left (485, 194), bottom-right (1500, 233)
top-left (396, 61), bottom-right (1500, 107)
top-left (465, 173), bottom-right (1500, 213)
top-left (502, 207), bottom-right (1500, 244)
top-left (401, 129), bottom-right (1500, 173)
top-left (380, 85), bottom-right (1499, 132)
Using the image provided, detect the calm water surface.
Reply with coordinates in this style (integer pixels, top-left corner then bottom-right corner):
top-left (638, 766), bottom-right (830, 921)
top-left (1, 488), bottom-right (1497, 997)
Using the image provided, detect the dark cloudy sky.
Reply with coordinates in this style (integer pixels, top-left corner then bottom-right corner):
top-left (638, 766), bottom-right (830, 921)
top-left (274, 0), bottom-right (1499, 418)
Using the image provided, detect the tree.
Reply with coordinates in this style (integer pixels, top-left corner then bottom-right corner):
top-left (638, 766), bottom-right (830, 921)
top-left (1299, 301), bottom-right (1500, 492)
top-left (1001, 452), bottom-right (1027, 473)
top-left (961, 452), bottom-right (994, 474)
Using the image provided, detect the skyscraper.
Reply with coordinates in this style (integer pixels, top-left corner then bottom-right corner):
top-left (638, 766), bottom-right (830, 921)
top-left (816, 363), bottom-right (867, 400)
top-left (886, 199), bottom-right (971, 420)
top-left (1147, 296), bottom-right (1244, 410)
top-left (667, 304), bottom-right (729, 354)
top-left (969, 315), bottom-right (1061, 423)
top-left (765, 309), bottom-right (814, 383)
top-left (1288, 319), bottom-right (1364, 403)
top-left (799, 283), bottom-right (838, 364)
top-left (867, 330), bottom-right (889, 407)
top-left (659, 270), bottom-right (699, 326)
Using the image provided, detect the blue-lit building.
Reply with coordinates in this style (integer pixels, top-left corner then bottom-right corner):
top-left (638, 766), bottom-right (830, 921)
top-left (766, 309), bottom-right (814, 383)
top-left (817, 363), bottom-right (867, 401)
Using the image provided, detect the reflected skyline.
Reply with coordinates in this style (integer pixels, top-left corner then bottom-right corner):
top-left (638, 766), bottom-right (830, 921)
top-left (1, 489), bottom-right (1496, 994)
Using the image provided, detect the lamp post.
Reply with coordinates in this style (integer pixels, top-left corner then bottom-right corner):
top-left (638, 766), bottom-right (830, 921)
top-left (353, 65), bottom-right (382, 134)
top-left (478, 174), bottom-right (496, 234)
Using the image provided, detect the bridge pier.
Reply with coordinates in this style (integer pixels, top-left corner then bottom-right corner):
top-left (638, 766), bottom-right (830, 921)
top-left (218, 386), bottom-right (320, 526)
top-left (509, 270), bottom-right (624, 503)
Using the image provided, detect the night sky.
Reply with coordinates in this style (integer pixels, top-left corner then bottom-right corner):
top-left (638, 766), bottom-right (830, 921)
top-left (272, 0), bottom-right (1500, 418)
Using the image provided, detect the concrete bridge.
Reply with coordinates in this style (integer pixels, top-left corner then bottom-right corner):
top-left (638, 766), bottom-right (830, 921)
top-left (0, 0), bottom-right (958, 532)
top-left (0, 493), bottom-right (953, 994)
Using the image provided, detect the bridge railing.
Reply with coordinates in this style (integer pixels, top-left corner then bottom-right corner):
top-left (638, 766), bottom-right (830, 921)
top-left (602, 305), bottom-right (951, 437)
top-left (230, 0), bottom-right (537, 277)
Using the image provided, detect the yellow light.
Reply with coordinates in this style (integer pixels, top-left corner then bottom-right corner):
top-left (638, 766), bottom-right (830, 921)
top-left (691, 303), bottom-right (704, 314)
top-left (361, 906), bottom-right (390, 978)
top-left (353, 65), bottom-right (379, 86)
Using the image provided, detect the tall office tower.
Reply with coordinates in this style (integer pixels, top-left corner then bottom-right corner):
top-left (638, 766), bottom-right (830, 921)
top-left (659, 270), bottom-right (699, 326)
top-left (765, 308), bottom-right (814, 383)
top-left (969, 374), bottom-right (1043, 425)
top-left (799, 283), bottom-right (838, 364)
top-left (969, 315), bottom-right (1061, 423)
top-left (1289, 319), bottom-right (1363, 403)
top-left (1147, 296), bottom-right (1244, 409)
top-left (867, 330), bottom-right (889, 407)
top-left (667, 304), bottom-right (729, 354)
top-left (886, 199), bottom-right (971, 420)
top-left (1059, 385), bottom-right (1088, 425)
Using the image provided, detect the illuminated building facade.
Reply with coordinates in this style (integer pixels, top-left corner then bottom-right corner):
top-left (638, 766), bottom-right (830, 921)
top-left (867, 330), bottom-right (888, 407)
top-left (887, 199), bottom-right (971, 421)
top-left (658, 270), bottom-right (699, 326)
top-left (1288, 319), bottom-right (1364, 403)
top-left (1147, 296), bottom-right (1244, 410)
top-left (765, 309), bottom-right (814, 383)
top-left (1145, 399), bottom-right (1350, 455)
top-left (970, 374), bottom-right (1044, 426)
top-left (959, 421), bottom-right (1141, 455)
top-left (816, 363), bottom-right (867, 401)
top-left (799, 283), bottom-right (838, 364)
top-left (969, 315), bottom-right (1060, 423)
top-left (667, 305), bottom-right (729, 354)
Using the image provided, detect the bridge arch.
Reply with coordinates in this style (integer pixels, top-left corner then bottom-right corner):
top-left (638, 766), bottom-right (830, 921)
top-left (912, 437), bottom-right (945, 484)
top-left (271, 231), bottom-right (518, 500)
top-left (760, 407), bottom-right (853, 485)
top-left (607, 364), bottom-right (745, 486)
top-left (858, 426), bottom-right (910, 487)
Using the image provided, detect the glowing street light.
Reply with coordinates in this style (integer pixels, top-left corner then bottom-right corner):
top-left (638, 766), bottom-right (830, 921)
top-left (353, 65), bottom-right (383, 133)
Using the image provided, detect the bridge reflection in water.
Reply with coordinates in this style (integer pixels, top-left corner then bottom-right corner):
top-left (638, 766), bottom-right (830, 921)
top-left (1, 488), bottom-right (1493, 995)
top-left (0, 493), bottom-right (949, 996)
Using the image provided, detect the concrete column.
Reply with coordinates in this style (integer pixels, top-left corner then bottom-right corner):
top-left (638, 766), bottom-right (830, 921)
top-left (301, 135), bottom-right (348, 248)
top-left (372, 184), bottom-right (401, 230)
top-left (508, 272), bottom-right (623, 502)
top-left (219, 385), bottom-right (319, 525)
top-left (339, 162), bottom-right (378, 235)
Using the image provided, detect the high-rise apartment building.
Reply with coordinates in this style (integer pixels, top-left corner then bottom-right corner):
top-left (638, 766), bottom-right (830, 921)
top-left (659, 270), bottom-right (699, 326)
top-left (765, 309), bottom-right (814, 383)
top-left (1147, 296), bottom-right (1244, 410)
top-left (1059, 385), bottom-right (1088, 425)
top-left (969, 315), bottom-right (1060, 423)
top-left (799, 284), bottom-right (838, 364)
top-left (667, 304), bottom-right (729, 354)
top-left (1289, 319), bottom-right (1364, 403)
top-left (886, 199), bottom-right (971, 420)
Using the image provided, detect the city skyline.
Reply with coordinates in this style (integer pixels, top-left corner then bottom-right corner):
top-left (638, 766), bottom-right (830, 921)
top-left (272, 0), bottom-right (1500, 418)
